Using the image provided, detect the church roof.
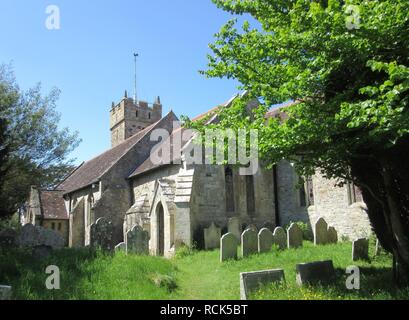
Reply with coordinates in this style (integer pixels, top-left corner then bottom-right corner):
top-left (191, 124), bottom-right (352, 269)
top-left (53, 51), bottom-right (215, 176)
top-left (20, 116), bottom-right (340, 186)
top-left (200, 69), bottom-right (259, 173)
top-left (128, 95), bottom-right (238, 178)
top-left (39, 190), bottom-right (68, 220)
top-left (58, 111), bottom-right (177, 194)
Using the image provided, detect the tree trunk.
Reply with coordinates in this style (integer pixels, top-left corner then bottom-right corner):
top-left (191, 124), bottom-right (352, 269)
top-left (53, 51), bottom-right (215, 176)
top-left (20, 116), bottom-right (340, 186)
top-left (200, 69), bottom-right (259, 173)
top-left (351, 138), bottom-right (409, 287)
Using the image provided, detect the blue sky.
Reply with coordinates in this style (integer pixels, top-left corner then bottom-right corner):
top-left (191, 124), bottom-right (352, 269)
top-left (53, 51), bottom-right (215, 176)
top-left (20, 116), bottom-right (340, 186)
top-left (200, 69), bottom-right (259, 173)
top-left (0, 0), bottom-right (250, 164)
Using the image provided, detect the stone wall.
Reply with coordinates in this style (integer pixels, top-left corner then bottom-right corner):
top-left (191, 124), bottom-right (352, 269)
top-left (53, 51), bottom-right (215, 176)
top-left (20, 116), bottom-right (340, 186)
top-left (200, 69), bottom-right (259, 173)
top-left (41, 219), bottom-right (69, 245)
top-left (309, 171), bottom-right (372, 240)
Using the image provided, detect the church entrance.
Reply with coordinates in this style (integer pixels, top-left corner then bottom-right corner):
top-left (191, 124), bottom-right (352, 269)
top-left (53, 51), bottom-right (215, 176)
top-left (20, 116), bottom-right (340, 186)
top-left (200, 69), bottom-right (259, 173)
top-left (156, 202), bottom-right (165, 256)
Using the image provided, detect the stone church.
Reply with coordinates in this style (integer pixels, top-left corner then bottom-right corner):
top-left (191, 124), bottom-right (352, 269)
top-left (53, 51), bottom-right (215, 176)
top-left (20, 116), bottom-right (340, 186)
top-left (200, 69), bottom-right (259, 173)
top-left (26, 91), bottom-right (372, 257)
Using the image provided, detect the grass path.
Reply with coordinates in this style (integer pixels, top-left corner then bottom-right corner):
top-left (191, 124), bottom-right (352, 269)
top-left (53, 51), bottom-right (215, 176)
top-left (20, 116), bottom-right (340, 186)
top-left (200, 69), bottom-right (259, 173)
top-left (2, 240), bottom-right (408, 300)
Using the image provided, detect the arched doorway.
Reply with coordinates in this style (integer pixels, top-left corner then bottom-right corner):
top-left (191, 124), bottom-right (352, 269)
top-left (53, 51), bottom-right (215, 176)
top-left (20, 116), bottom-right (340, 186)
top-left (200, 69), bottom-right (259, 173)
top-left (156, 202), bottom-right (165, 256)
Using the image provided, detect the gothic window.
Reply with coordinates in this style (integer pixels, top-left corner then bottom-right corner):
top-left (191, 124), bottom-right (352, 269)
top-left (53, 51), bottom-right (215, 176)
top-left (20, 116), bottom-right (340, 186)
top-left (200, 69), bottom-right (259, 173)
top-left (347, 182), bottom-right (364, 205)
top-left (51, 222), bottom-right (55, 230)
top-left (136, 110), bottom-right (138, 118)
top-left (225, 167), bottom-right (235, 212)
top-left (58, 223), bottom-right (62, 231)
top-left (306, 176), bottom-right (314, 206)
top-left (148, 112), bottom-right (151, 119)
top-left (246, 175), bottom-right (255, 215)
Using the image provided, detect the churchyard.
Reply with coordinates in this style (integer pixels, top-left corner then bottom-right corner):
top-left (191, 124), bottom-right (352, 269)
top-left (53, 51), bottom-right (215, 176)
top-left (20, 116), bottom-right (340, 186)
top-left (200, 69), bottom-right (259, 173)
top-left (1, 219), bottom-right (409, 300)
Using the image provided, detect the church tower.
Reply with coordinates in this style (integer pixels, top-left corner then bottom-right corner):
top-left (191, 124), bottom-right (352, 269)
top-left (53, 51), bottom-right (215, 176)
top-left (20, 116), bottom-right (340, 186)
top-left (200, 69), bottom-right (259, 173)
top-left (110, 91), bottom-right (162, 147)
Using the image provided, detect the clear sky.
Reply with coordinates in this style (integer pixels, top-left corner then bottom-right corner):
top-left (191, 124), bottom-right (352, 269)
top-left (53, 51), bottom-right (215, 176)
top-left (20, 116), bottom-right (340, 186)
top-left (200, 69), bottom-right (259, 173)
top-left (0, 0), bottom-right (249, 164)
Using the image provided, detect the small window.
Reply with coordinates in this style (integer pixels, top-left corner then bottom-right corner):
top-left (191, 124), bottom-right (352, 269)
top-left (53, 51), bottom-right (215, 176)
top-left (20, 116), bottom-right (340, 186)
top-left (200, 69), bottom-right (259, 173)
top-left (51, 222), bottom-right (55, 230)
top-left (58, 223), bottom-right (62, 231)
top-left (347, 182), bottom-right (363, 205)
top-left (136, 110), bottom-right (139, 117)
top-left (148, 112), bottom-right (151, 119)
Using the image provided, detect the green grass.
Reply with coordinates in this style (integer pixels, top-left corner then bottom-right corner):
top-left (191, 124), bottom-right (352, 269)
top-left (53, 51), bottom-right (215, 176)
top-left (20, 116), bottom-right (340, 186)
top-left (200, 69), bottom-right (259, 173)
top-left (1, 240), bottom-right (408, 300)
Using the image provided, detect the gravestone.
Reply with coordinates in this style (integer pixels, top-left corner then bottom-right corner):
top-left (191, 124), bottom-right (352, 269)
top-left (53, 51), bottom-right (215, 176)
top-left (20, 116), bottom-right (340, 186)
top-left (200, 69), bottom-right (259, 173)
top-left (126, 225), bottom-right (149, 255)
top-left (220, 233), bottom-right (239, 262)
top-left (258, 228), bottom-right (273, 253)
top-left (115, 242), bottom-right (126, 252)
top-left (296, 260), bottom-right (336, 286)
top-left (352, 238), bottom-right (369, 261)
top-left (375, 239), bottom-right (383, 256)
top-left (228, 217), bottom-right (241, 241)
top-left (241, 229), bottom-right (258, 257)
top-left (287, 223), bottom-right (303, 248)
top-left (327, 226), bottom-right (338, 244)
top-left (272, 227), bottom-right (287, 250)
top-left (314, 217), bottom-right (328, 245)
top-left (261, 222), bottom-right (275, 233)
top-left (18, 223), bottom-right (64, 249)
top-left (0, 285), bottom-right (12, 300)
top-left (204, 222), bottom-right (221, 250)
top-left (90, 217), bottom-right (114, 251)
top-left (240, 269), bottom-right (285, 300)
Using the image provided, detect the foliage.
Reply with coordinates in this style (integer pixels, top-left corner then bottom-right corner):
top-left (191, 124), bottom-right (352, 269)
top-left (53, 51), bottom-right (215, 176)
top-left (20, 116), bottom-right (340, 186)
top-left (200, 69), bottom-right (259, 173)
top-left (187, 0), bottom-right (409, 284)
top-left (0, 64), bottom-right (80, 217)
top-left (285, 221), bottom-right (314, 241)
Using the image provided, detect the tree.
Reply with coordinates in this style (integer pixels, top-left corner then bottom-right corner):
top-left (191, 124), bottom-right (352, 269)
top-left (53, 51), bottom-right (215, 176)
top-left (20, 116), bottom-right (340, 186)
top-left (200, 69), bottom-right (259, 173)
top-left (0, 64), bottom-right (81, 218)
top-left (191, 0), bottom-right (409, 285)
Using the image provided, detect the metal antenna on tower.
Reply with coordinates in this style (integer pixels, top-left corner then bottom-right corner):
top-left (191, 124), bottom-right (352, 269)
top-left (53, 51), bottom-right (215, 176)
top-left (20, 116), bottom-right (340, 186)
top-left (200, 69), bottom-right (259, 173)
top-left (133, 52), bottom-right (139, 104)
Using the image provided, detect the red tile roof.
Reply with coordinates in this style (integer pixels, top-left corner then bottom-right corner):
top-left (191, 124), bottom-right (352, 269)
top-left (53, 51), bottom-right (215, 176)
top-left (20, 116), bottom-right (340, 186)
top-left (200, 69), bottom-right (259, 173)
top-left (39, 190), bottom-right (68, 220)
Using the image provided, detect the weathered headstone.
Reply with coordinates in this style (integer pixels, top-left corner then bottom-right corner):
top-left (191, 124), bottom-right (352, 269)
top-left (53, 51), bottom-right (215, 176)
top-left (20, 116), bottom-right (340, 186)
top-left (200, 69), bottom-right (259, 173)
top-left (240, 269), bottom-right (285, 300)
top-left (314, 217), bottom-right (328, 245)
top-left (18, 223), bottom-right (64, 249)
top-left (204, 222), bottom-right (221, 250)
top-left (228, 217), bottom-right (241, 241)
top-left (327, 226), bottom-right (338, 244)
top-left (375, 239), bottom-right (383, 256)
top-left (296, 260), bottom-right (336, 286)
top-left (287, 223), bottom-right (303, 248)
top-left (220, 233), bottom-right (239, 262)
top-left (272, 227), bottom-right (287, 250)
top-left (258, 228), bottom-right (273, 253)
top-left (0, 285), bottom-right (12, 300)
top-left (90, 217), bottom-right (114, 251)
top-left (126, 225), bottom-right (149, 255)
top-left (352, 238), bottom-right (369, 261)
top-left (115, 242), bottom-right (126, 252)
top-left (241, 229), bottom-right (258, 257)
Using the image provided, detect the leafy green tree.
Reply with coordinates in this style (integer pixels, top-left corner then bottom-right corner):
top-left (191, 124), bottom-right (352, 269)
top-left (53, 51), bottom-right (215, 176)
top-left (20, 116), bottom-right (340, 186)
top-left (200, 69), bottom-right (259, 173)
top-left (0, 64), bottom-right (80, 218)
top-left (190, 0), bottom-right (409, 284)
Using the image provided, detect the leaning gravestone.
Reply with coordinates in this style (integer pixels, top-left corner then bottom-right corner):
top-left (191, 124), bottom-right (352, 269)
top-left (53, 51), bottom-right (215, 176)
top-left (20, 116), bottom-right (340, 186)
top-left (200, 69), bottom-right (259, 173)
top-left (314, 217), bottom-right (329, 245)
top-left (90, 217), bottom-right (114, 251)
top-left (228, 217), bottom-right (241, 241)
top-left (18, 223), bottom-right (64, 249)
top-left (115, 242), bottom-right (126, 252)
top-left (220, 233), bottom-right (239, 262)
top-left (240, 269), bottom-right (285, 300)
top-left (327, 226), bottom-right (338, 244)
top-left (296, 260), bottom-right (336, 286)
top-left (204, 222), bottom-right (221, 250)
top-left (352, 238), bottom-right (369, 261)
top-left (241, 229), bottom-right (258, 257)
top-left (272, 227), bottom-right (287, 250)
top-left (126, 225), bottom-right (149, 255)
top-left (258, 228), bottom-right (273, 253)
top-left (287, 223), bottom-right (303, 248)
top-left (0, 285), bottom-right (12, 300)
